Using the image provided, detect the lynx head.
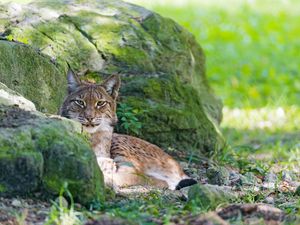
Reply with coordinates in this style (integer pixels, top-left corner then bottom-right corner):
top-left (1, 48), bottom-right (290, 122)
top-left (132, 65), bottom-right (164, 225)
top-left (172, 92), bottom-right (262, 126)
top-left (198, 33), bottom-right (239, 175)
top-left (60, 68), bottom-right (121, 134)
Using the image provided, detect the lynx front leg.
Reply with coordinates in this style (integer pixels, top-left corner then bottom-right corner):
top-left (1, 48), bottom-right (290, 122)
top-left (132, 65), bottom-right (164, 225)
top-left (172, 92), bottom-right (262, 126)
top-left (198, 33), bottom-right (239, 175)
top-left (97, 157), bottom-right (142, 188)
top-left (97, 157), bottom-right (117, 186)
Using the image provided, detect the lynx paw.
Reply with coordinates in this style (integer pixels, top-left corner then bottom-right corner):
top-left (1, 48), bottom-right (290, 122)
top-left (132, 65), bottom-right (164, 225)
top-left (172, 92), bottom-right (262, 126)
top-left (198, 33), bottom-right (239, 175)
top-left (97, 157), bottom-right (117, 174)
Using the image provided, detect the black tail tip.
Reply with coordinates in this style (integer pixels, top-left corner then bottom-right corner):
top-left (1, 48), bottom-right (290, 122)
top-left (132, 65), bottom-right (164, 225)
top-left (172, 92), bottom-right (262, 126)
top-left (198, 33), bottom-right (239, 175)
top-left (175, 178), bottom-right (197, 190)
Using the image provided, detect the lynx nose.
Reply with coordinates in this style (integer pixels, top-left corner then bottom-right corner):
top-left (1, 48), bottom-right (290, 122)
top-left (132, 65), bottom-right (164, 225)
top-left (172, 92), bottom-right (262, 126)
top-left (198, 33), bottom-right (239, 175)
top-left (86, 116), bottom-right (94, 122)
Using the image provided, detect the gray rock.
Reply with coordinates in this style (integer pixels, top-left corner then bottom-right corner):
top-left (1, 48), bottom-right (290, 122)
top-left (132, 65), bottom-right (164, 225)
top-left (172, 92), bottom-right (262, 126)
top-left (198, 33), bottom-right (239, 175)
top-left (264, 173), bottom-right (278, 183)
top-left (262, 173), bottom-right (278, 190)
top-left (240, 172), bottom-right (259, 186)
top-left (228, 171), bottom-right (242, 186)
top-left (11, 199), bottom-right (22, 207)
top-left (282, 171), bottom-right (296, 182)
top-left (0, 82), bottom-right (36, 111)
top-left (264, 196), bottom-right (275, 205)
top-left (206, 166), bottom-right (230, 186)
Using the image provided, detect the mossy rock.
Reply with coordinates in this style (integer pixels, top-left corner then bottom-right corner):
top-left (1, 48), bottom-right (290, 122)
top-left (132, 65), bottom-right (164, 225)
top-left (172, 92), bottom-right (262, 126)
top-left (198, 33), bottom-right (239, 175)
top-left (207, 166), bottom-right (230, 186)
top-left (188, 184), bottom-right (237, 210)
top-left (0, 92), bottom-right (104, 205)
top-left (0, 40), bottom-right (66, 113)
top-left (0, 0), bottom-right (224, 155)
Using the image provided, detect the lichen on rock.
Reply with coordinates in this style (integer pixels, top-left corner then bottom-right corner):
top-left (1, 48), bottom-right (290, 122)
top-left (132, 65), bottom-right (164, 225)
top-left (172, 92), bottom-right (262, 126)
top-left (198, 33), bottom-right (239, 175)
top-left (0, 82), bottom-right (36, 111)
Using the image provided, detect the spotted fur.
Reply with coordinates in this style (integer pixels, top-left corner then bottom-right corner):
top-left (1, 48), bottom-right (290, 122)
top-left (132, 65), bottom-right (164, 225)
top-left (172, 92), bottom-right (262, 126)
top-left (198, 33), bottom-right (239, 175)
top-left (60, 68), bottom-right (197, 190)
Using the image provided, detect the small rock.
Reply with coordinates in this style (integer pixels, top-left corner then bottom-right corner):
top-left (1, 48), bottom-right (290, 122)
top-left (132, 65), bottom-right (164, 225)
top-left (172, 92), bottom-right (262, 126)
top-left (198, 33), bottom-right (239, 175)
top-left (229, 171), bottom-right (242, 186)
top-left (262, 173), bottom-right (278, 190)
top-left (74, 203), bottom-right (82, 209)
top-left (0, 82), bottom-right (36, 111)
top-left (206, 166), bottom-right (230, 186)
top-left (11, 199), bottom-right (22, 207)
top-left (264, 173), bottom-right (278, 183)
top-left (262, 182), bottom-right (276, 190)
top-left (240, 172), bottom-right (259, 186)
top-left (282, 171), bottom-right (296, 182)
top-left (179, 186), bottom-right (190, 200)
top-left (264, 196), bottom-right (275, 204)
top-left (188, 184), bottom-right (237, 209)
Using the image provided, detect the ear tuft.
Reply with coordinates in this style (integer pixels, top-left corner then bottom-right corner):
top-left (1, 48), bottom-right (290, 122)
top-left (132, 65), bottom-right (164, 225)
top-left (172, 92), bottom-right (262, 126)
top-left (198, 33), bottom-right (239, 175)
top-left (67, 67), bottom-right (81, 94)
top-left (101, 75), bottom-right (121, 99)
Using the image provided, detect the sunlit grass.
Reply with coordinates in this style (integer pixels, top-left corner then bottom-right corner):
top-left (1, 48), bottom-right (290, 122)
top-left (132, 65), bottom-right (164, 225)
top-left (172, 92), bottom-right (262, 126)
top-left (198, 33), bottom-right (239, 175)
top-left (222, 106), bottom-right (300, 131)
top-left (221, 106), bottom-right (300, 173)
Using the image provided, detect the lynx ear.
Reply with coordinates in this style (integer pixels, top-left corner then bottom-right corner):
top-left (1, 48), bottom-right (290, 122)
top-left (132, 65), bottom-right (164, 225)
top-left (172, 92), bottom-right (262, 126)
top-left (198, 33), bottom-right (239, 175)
top-left (67, 67), bottom-right (81, 94)
top-left (101, 75), bottom-right (121, 99)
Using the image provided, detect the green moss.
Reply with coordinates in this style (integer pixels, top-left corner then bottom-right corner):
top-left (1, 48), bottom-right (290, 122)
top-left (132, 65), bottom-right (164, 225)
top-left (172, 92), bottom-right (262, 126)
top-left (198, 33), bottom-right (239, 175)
top-left (0, 40), bottom-right (65, 113)
top-left (0, 105), bottom-right (105, 205)
top-left (119, 76), bottom-right (224, 155)
top-left (188, 184), bottom-right (237, 210)
top-left (0, 184), bottom-right (6, 193)
top-left (0, 151), bottom-right (43, 196)
top-left (34, 122), bottom-right (105, 205)
top-left (34, 0), bottom-right (68, 10)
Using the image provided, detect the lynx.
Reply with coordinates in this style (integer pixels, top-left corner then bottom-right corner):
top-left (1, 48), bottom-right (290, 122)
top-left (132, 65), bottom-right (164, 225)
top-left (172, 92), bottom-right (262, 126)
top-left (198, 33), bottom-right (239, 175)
top-left (60, 69), bottom-right (197, 190)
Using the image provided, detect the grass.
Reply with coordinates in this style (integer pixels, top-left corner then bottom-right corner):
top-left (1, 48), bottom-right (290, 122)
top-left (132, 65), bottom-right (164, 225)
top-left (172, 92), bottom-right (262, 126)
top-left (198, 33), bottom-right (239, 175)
top-left (44, 188), bottom-right (221, 225)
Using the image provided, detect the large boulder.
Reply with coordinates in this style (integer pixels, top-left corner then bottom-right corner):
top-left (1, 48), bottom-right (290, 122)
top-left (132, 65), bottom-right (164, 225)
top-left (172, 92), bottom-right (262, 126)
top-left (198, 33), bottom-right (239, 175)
top-left (0, 85), bottom-right (105, 205)
top-left (0, 0), bottom-right (224, 155)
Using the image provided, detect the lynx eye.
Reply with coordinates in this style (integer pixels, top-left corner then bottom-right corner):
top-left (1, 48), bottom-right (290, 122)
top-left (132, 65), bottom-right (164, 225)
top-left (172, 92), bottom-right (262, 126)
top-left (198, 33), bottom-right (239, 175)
top-left (74, 99), bottom-right (85, 108)
top-left (96, 101), bottom-right (107, 108)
